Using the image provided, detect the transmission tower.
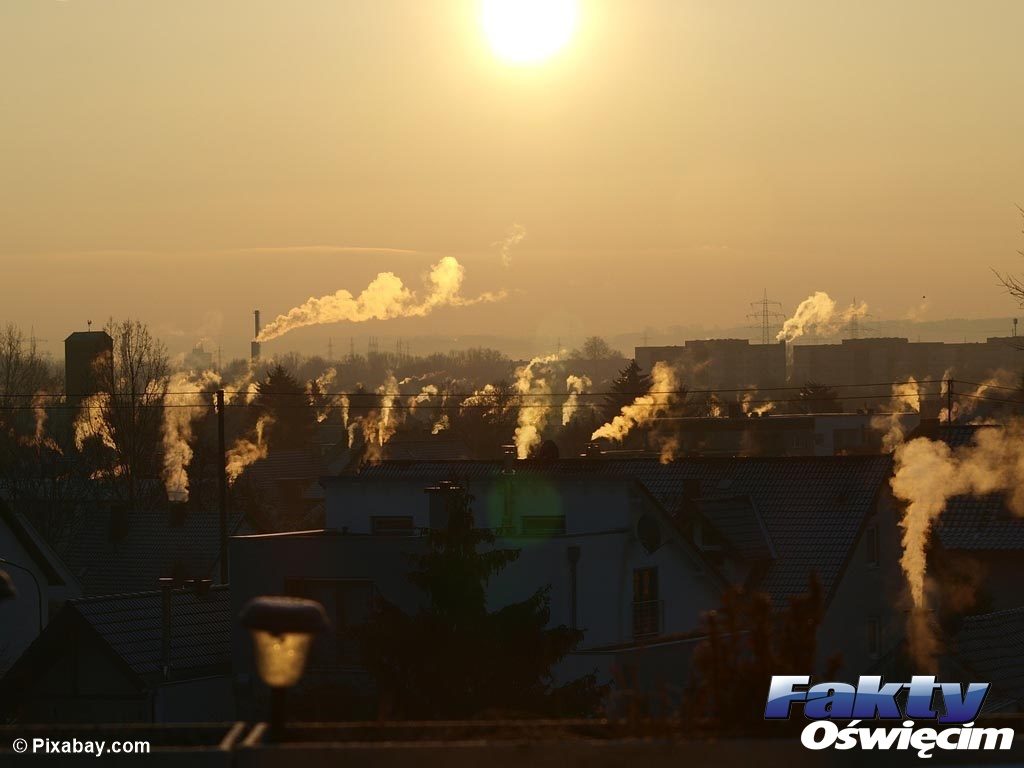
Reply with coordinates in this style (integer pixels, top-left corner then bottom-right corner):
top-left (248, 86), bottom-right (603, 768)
top-left (747, 289), bottom-right (784, 344)
top-left (843, 297), bottom-right (879, 340)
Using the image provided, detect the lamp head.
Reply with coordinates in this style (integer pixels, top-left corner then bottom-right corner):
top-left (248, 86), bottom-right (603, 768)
top-left (240, 596), bottom-right (329, 688)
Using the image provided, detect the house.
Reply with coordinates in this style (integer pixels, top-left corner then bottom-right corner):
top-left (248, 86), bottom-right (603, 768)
top-left (0, 502), bottom-right (80, 675)
top-left (229, 454), bottom-right (902, 711)
top-left (0, 583), bottom-right (233, 723)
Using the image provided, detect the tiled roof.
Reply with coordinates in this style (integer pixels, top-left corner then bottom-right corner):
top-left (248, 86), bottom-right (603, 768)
top-left (62, 507), bottom-right (249, 597)
top-left (382, 437), bottom-right (472, 462)
top-left (936, 493), bottom-right (1024, 550)
top-left (913, 424), bottom-right (1024, 550)
top-left (354, 456), bottom-right (892, 607)
top-left (956, 607), bottom-right (1024, 706)
top-left (70, 586), bottom-right (231, 680)
top-left (245, 449), bottom-right (325, 492)
top-left (698, 495), bottom-right (776, 561)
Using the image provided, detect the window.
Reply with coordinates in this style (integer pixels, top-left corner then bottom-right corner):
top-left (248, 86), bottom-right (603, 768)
top-left (865, 525), bottom-right (879, 567)
top-left (371, 516), bottom-right (415, 536)
top-left (867, 617), bottom-right (880, 659)
top-left (521, 515), bottom-right (566, 536)
top-left (285, 578), bottom-right (376, 668)
top-left (632, 567), bottom-right (661, 637)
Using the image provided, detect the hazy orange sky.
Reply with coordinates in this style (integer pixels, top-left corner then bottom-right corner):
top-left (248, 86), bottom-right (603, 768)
top-left (2, 1), bottom-right (1023, 358)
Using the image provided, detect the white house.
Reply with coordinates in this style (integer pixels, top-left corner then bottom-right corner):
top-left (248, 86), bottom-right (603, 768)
top-left (230, 453), bottom-right (903, 712)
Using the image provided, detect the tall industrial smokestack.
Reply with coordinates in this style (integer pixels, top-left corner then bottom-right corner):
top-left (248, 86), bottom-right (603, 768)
top-left (251, 309), bottom-right (261, 361)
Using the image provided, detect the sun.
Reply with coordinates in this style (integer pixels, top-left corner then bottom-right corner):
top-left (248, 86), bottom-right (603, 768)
top-left (481, 0), bottom-right (578, 65)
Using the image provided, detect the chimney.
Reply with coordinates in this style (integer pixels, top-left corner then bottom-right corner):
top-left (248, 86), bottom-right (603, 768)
top-left (159, 577), bottom-right (173, 679)
top-left (501, 444), bottom-right (516, 474)
top-left (727, 401), bottom-right (744, 419)
top-left (251, 309), bottom-right (261, 361)
top-left (584, 441), bottom-right (602, 458)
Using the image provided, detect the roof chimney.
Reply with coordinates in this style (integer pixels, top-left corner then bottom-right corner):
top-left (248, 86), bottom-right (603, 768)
top-left (501, 444), bottom-right (516, 474)
top-left (584, 441), bottom-right (602, 458)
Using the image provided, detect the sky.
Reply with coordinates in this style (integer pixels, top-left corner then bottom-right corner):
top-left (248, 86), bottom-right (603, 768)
top-left (2, 0), bottom-right (1023, 359)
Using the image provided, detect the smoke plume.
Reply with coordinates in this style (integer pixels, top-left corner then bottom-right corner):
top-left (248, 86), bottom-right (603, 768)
top-left (514, 353), bottom-right (561, 459)
top-left (162, 370), bottom-right (221, 502)
top-left (226, 415), bottom-right (272, 484)
top-left (74, 393), bottom-right (116, 452)
top-left (872, 377), bottom-right (922, 452)
top-left (592, 362), bottom-right (678, 443)
top-left (562, 374), bottom-right (592, 426)
top-left (256, 257), bottom-right (505, 342)
top-left (891, 423), bottom-right (1024, 666)
top-left (494, 224), bottom-right (526, 267)
top-left (777, 292), bottom-right (868, 342)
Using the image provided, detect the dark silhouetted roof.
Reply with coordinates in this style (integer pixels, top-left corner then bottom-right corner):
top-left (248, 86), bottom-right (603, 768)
top-left (71, 585), bottom-right (231, 679)
top-left (0, 585), bottom-right (230, 700)
top-left (956, 607), bottom-right (1024, 707)
top-left (62, 507), bottom-right (249, 596)
top-left (349, 455), bottom-right (892, 607)
top-left (382, 436), bottom-right (471, 462)
top-left (698, 495), bottom-right (776, 561)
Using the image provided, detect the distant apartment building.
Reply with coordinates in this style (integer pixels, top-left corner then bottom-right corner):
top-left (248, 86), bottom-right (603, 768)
top-left (667, 411), bottom-right (920, 457)
top-left (791, 336), bottom-right (1021, 389)
top-left (635, 339), bottom-right (787, 394)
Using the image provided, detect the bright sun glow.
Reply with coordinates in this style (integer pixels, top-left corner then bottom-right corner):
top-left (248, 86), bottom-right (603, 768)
top-left (482, 0), bottom-right (578, 65)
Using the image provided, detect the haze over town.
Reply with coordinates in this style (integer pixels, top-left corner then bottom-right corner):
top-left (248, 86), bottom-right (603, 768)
top-left (3, 1), bottom-right (1024, 360)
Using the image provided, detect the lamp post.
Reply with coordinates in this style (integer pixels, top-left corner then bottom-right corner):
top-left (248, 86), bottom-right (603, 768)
top-left (240, 596), bottom-right (329, 741)
top-left (0, 558), bottom-right (42, 634)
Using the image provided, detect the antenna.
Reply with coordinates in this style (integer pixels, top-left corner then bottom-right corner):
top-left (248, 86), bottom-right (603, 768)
top-left (747, 289), bottom-right (784, 344)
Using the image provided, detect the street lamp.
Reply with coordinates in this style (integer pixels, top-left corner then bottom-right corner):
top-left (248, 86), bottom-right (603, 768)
top-left (240, 596), bottom-right (329, 740)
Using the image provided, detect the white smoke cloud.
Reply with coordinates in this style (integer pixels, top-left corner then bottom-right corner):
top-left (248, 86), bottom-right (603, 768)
top-left (225, 414), bottom-right (272, 485)
top-left (892, 423), bottom-right (1024, 666)
top-left (493, 224), bottom-right (526, 268)
top-left (256, 257), bottom-right (505, 342)
top-left (777, 292), bottom-right (868, 342)
top-left (562, 374), bottom-right (592, 426)
top-left (162, 370), bottom-right (221, 502)
top-left (513, 352), bottom-right (561, 459)
top-left (592, 361), bottom-right (678, 444)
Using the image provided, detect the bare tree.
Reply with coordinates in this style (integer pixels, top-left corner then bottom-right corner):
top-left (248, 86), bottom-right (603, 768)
top-left (0, 323), bottom-right (55, 414)
top-left (994, 206), bottom-right (1024, 307)
top-left (570, 336), bottom-right (621, 361)
top-left (95, 319), bottom-right (170, 510)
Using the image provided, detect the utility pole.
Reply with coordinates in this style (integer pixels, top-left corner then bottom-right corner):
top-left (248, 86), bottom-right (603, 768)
top-left (216, 389), bottom-right (228, 584)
